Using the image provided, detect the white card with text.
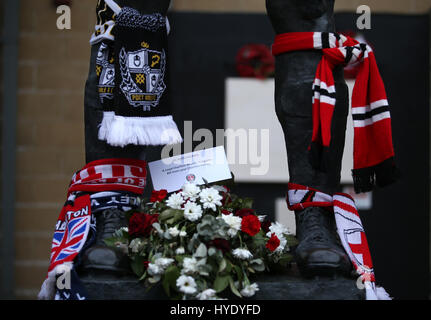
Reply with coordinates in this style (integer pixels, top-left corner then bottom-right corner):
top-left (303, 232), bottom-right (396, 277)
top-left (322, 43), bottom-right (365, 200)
top-left (148, 146), bottom-right (232, 192)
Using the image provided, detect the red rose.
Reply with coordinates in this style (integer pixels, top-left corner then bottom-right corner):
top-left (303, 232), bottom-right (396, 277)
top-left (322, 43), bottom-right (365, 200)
top-left (235, 208), bottom-right (254, 218)
top-left (150, 189), bottom-right (168, 202)
top-left (266, 233), bottom-right (280, 252)
top-left (208, 238), bottom-right (230, 254)
top-left (143, 261), bottom-right (150, 269)
top-left (261, 220), bottom-right (271, 233)
top-left (241, 215), bottom-right (261, 236)
top-left (128, 212), bottom-right (159, 238)
top-left (221, 209), bottom-right (232, 215)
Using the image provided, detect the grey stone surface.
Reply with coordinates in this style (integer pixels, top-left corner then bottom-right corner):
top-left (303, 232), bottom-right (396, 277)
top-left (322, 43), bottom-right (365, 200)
top-left (79, 264), bottom-right (365, 300)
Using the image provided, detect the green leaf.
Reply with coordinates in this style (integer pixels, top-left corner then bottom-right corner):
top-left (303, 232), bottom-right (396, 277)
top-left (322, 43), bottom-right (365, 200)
top-left (130, 256), bottom-right (145, 277)
top-left (213, 275), bottom-right (230, 293)
top-left (286, 235), bottom-right (299, 247)
top-left (250, 259), bottom-right (265, 272)
top-left (218, 258), bottom-right (227, 273)
top-left (162, 265), bottom-right (180, 297)
top-left (242, 197), bottom-right (253, 209)
top-left (233, 264), bottom-right (244, 282)
top-left (103, 237), bottom-right (119, 248)
top-left (229, 277), bottom-right (242, 298)
top-left (194, 243), bottom-right (207, 258)
top-left (159, 209), bottom-right (182, 223)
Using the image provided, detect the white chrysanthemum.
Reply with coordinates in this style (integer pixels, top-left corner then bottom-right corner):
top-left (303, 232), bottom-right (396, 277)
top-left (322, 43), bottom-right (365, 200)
top-left (179, 230), bottom-right (187, 237)
top-left (168, 226), bottom-right (180, 237)
top-left (240, 283), bottom-right (259, 297)
top-left (196, 289), bottom-right (217, 300)
top-left (275, 235), bottom-right (288, 253)
top-left (268, 221), bottom-right (291, 237)
top-left (175, 247), bottom-right (185, 255)
top-left (180, 182), bottom-right (201, 201)
top-left (129, 238), bottom-right (143, 253)
top-left (147, 263), bottom-right (163, 276)
top-left (176, 275), bottom-right (197, 295)
top-left (155, 257), bottom-right (174, 269)
top-left (221, 214), bottom-right (242, 237)
top-left (182, 257), bottom-right (198, 274)
top-left (232, 248), bottom-right (253, 260)
top-left (166, 192), bottom-right (185, 209)
top-left (199, 187), bottom-right (223, 211)
top-left (183, 202), bottom-right (203, 222)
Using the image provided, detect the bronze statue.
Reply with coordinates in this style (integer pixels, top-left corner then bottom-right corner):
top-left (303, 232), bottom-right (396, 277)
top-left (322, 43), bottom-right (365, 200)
top-left (266, 0), bottom-right (351, 276)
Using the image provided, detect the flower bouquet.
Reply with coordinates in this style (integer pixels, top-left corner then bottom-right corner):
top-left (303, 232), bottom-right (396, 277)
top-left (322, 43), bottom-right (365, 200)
top-left (105, 182), bottom-right (297, 300)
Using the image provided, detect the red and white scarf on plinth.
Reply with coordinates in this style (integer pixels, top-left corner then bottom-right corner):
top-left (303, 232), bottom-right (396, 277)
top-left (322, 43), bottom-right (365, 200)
top-left (287, 183), bottom-right (391, 300)
top-left (38, 158), bottom-right (147, 300)
top-left (272, 32), bottom-right (399, 193)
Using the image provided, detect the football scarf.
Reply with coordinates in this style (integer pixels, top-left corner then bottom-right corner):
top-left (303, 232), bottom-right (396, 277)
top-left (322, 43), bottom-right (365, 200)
top-left (272, 32), bottom-right (399, 193)
top-left (38, 158), bottom-right (147, 300)
top-left (91, 0), bottom-right (182, 147)
top-left (287, 183), bottom-right (391, 300)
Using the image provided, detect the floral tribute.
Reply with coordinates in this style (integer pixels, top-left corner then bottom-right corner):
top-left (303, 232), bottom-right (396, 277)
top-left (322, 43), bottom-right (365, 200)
top-left (105, 183), bottom-right (297, 300)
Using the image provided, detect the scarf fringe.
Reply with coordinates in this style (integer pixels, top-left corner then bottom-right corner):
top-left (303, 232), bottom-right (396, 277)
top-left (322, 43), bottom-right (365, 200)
top-left (98, 111), bottom-right (115, 141)
top-left (100, 114), bottom-right (183, 147)
top-left (38, 262), bottom-right (73, 300)
top-left (352, 157), bottom-right (400, 193)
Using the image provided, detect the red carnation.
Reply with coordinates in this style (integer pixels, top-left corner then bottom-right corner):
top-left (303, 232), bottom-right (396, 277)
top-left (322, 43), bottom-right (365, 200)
top-left (150, 189), bottom-right (168, 203)
top-left (266, 233), bottom-right (280, 252)
top-left (235, 208), bottom-right (254, 218)
top-left (208, 238), bottom-right (231, 254)
top-left (241, 215), bottom-right (261, 236)
top-left (129, 212), bottom-right (159, 238)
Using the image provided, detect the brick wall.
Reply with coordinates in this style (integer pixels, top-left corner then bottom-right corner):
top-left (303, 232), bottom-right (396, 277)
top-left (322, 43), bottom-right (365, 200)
top-left (12, 0), bottom-right (430, 299)
top-left (14, 0), bottom-right (93, 299)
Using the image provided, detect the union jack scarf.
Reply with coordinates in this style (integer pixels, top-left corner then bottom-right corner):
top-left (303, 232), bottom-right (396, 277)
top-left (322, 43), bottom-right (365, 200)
top-left (287, 183), bottom-right (391, 300)
top-left (38, 158), bottom-right (147, 300)
top-left (272, 32), bottom-right (399, 193)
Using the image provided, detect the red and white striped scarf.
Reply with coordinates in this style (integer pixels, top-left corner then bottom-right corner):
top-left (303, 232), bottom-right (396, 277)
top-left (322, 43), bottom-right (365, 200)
top-left (287, 183), bottom-right (391, 300)
top-left (38, 158), bottom-right (147, 300)
top-left (272, 32), bottom-right (399, 193)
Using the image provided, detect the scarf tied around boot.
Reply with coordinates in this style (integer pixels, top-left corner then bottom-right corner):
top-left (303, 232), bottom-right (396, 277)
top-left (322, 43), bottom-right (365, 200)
top-left (287, 183), bottom-right (391, 300)
top-left (272, 32), bottom-right (399, 193)
top-left (38, 158), bottom-right (147, 300)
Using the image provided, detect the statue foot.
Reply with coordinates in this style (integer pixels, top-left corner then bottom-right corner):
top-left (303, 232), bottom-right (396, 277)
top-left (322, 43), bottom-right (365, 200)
top-left (80, 208), bottom-right (131, 274)
top-left (294, 207), bottom-right (351, 277)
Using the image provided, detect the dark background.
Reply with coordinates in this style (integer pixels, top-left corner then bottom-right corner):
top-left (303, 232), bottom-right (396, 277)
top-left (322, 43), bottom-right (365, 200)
top-left (167, 12), bottom-right (430, 300)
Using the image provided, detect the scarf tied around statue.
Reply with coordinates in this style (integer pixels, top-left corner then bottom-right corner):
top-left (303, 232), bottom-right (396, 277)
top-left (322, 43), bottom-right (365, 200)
top-left (272, 32), bottom-right (400, 193)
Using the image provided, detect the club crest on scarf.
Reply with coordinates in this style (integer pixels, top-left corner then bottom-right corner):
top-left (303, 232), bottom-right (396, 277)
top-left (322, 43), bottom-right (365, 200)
top-left (119, 46), bottom-right (166, 110)
top-left (96, 42), bottom-right (115, 103)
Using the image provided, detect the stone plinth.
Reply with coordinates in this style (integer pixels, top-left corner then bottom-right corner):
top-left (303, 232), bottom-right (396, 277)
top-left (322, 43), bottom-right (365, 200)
top-left (78, 264), bottom-right (365, 300)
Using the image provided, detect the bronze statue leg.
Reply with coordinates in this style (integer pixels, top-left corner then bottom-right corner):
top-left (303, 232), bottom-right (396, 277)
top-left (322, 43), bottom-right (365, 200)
top-left (267, 0), bottom-right (351, 276)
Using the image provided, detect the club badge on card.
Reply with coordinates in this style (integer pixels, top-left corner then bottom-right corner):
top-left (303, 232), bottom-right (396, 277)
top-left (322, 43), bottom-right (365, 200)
top-left (148, 146), bottom-right (232, 192)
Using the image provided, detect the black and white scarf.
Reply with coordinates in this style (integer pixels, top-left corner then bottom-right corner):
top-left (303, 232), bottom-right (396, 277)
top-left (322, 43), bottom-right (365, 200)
top-left (91, 0), bottom-right (182, 147)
